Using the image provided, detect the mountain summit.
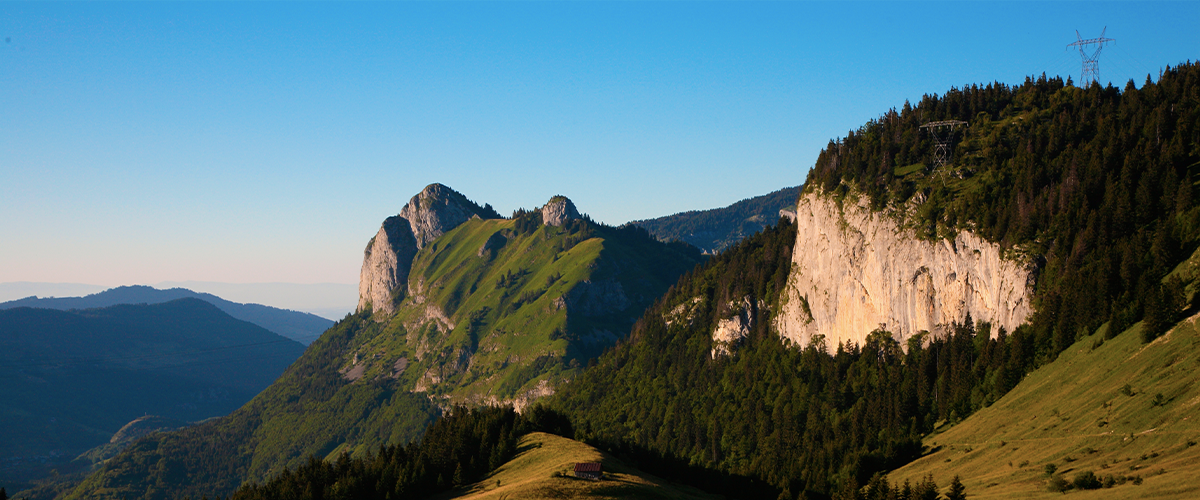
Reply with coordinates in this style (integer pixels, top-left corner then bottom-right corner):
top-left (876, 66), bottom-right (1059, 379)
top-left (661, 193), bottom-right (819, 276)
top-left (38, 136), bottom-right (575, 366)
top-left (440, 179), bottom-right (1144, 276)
top-left (358, 183), bottom-right (499, 315)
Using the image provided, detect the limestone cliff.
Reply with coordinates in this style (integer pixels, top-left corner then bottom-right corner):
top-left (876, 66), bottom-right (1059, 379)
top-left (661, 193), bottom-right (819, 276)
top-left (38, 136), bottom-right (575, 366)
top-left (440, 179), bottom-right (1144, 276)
top-left (775, 190), bottom-right (1037, 349)
top-left (358, 216), bottom-right (418, 316)
top-left (357, 183), bottom-right (490, 315)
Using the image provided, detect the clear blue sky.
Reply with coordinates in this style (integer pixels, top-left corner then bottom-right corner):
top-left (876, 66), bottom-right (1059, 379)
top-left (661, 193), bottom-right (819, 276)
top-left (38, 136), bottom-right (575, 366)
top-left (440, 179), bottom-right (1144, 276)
top-left (2, 2), bottom-right (1196, 288)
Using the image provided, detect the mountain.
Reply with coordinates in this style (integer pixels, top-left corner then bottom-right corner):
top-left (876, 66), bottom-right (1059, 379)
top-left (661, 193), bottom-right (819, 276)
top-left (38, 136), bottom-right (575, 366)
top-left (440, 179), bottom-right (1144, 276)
top-left (65, 184), bottom-right (702, 500)
top-left (0, 285), bottom-right (333, 345)
top-left (630, 186), bottom-right (800, 253)
top-left (0, 299), bottom-right (305, 493)
top-left (67, 63), bottom-right (1200, 500)
top-left (552, 63), bottom-right (1200, 499)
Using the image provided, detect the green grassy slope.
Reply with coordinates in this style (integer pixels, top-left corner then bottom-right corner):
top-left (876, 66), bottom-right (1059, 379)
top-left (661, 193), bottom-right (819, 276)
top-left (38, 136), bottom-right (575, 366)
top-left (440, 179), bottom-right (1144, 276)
top-left (331, 215), bottom-right (701, 415)
top-left (440, 432), bottom-right (721, 500)
top-left (889, 317), bottom-right (1200, 499)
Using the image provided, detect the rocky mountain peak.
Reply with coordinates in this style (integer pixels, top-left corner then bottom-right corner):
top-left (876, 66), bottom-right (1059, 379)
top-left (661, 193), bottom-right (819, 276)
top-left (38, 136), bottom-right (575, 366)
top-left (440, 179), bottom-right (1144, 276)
top-left (400, 183), bottom-right (485, 249)
top-left (359, 183), bottom-right (491, 315)
top-left (541, 195), bottom-right (581, 227)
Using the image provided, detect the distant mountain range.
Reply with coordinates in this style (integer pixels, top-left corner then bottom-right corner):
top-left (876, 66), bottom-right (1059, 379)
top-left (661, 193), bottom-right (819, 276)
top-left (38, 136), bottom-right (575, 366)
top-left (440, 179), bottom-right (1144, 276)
top-left (0, 282), bottom-right (357, 321)
top-left (0, 285), bottom-right (332, 345)
top-left (630, 186), bottom-right (799, 254)
top-left (0, 298), bottom-right (306, 493)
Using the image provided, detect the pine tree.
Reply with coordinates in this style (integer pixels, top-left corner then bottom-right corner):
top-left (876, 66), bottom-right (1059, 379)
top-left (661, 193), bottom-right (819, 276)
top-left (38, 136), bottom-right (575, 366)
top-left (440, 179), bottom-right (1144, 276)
top-left (944, 475), bottom-right (966, 500)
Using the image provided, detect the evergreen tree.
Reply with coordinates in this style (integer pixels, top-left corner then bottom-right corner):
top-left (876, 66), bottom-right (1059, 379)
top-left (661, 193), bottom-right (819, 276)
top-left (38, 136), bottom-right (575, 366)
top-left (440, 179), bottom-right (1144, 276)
top-left (944, 475), bottom-right (967, 500)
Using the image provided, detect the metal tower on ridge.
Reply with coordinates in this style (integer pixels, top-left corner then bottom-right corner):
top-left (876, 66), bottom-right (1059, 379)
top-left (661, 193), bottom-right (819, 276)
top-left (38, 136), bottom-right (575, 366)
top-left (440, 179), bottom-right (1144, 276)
top-left (920, 120), bottom-right (967, 172)
top-left (1067, 27), bottom-right (1115, 86)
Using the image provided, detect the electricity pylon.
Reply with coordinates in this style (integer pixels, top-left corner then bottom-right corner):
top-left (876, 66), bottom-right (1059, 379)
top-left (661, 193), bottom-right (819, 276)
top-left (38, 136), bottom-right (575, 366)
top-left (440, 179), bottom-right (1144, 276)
top-left (1067, 27), bottom-right (1115, 86)
top-left (920, 120), bottom-right (968, 173)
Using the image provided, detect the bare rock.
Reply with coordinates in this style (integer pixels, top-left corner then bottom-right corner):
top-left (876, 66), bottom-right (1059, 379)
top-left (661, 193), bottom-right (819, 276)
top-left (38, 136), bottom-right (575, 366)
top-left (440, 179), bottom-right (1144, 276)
top-left (541, 195), bottom-right (581, 227)
top-left (357, 216), bottom-right (417, 315)
top-left (357, 183), bottom-right (490, 315)
top-left (775, 190), bottom-right (1038, 350)
top-left (401, 183), bottom-right (483, 249)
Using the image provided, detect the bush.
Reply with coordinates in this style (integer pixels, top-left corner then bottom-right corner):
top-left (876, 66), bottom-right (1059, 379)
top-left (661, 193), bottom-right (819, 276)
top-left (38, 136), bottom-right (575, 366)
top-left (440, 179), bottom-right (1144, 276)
top-left (1047, 474), bottom-right (1070, 492)
top-left (1073, 471), bottom-right (1102, 490)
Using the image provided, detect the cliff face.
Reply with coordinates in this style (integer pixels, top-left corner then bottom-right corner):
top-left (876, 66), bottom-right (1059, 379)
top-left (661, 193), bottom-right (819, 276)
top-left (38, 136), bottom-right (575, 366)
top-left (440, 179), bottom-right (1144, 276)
top-left (776, 190), bottom-right (1036, 349)
top-left (357, 184), bottom-right (486, 315)
top-left (541, 196), bottom-right (581, 227)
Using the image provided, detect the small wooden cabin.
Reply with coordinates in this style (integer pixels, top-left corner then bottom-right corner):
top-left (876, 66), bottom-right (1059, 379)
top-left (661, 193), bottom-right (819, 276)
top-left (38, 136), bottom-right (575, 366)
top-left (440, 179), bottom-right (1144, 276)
top-left (573, 462), bottom-right (603, 480)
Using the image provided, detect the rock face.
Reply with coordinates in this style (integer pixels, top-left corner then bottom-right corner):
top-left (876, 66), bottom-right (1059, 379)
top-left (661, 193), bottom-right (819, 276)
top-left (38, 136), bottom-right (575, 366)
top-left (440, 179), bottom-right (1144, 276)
top-left (775, 190), bottom-right (1037, 349)
top-left (711, 297), bottom-right (759, 358)
top-left (358, 184), bottom-right (488, 315)
top-left (541, 196), bottom-right (581, 227)
top-left (401, 184), bottom-right (485, 248)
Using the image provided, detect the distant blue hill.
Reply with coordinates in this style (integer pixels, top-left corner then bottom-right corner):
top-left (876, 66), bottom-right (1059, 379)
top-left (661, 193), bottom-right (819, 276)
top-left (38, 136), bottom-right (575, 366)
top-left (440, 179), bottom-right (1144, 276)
top-left (0, 298), bottom-right (306, 491)
top-left (0, 285), bottom-right (331, 345)
top-left (630, 186), bottom-right (799, 254)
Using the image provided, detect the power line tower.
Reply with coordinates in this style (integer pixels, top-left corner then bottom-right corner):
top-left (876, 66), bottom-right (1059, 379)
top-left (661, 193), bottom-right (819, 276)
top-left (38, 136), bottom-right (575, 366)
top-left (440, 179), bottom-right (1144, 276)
top-left (1066, 27), bottom-right (1115, 86)
top-left (920, 120), bottom-right (968, 173)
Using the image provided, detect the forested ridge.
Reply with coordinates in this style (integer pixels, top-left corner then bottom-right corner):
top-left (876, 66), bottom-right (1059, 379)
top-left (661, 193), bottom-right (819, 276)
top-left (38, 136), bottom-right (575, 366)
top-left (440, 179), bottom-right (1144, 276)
top-left (632, 186), bottom-right (801, 253)
top-left (552, 220), bottom-right (1027, 499)
top-left (807, 63), bottom-right (1200, 354)
top-left (552, 63), bottom-right (1200, 499)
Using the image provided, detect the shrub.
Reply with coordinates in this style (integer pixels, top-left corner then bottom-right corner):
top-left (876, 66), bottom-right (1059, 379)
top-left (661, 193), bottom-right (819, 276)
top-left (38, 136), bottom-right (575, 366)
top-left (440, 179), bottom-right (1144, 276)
top-left (1073, 471), bottom-right (1102, 490)
top-left (1047, 474), bottom-right (1070, 492)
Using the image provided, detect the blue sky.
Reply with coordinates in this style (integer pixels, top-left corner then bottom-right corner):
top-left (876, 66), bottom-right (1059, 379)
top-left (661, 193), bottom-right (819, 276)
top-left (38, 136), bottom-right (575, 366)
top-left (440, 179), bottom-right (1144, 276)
top-left (2, 2), bottom-right (1197, 290)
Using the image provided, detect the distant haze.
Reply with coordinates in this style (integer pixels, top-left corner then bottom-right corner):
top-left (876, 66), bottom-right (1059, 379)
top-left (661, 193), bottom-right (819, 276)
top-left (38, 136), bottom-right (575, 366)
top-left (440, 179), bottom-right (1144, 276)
top-left (0, 281), bottom-right (356, 321)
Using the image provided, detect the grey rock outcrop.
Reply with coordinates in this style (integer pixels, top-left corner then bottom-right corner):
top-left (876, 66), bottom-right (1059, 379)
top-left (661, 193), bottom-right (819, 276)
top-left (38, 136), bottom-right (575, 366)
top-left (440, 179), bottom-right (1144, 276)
top-left (358, 216), bottom-right (418, 315)
top-left (711, 296), bottom-right (760, 358)
top-left (775, 190), bottom-right (1037, 349)
top-left (541, 196), bottom-right (581, 227)
top-left (401, 183), bottom-right (486, 248)
top-left (357, 183), bottom-right (489, 315)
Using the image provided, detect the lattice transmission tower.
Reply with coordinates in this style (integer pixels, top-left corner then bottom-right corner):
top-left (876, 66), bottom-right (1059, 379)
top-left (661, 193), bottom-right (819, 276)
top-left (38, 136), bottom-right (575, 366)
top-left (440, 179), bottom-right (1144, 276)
top-left (920, 120), bottom-right (968, 173)
top-left (1067, 27), bottom-right (1115, 86)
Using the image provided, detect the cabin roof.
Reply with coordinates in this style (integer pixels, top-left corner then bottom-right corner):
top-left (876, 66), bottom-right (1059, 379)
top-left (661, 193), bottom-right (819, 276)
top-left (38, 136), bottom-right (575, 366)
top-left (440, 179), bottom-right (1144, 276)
top-left (574, 462), bottom-right (602, 472)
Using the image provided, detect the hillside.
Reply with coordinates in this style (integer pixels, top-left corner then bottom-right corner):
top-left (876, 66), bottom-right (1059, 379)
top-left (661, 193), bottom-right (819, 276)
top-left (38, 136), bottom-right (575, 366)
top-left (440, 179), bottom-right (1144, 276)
top-left (65, 187), bottom-right (702, 500)
top-left (553, 63), bottom-right (1200, 499)
top-left (0, 299), bottom-right (305, 493)
top-left (888, 314), bottom-right (1200, 499)
top-left (631, 186), bottom-right (799, 253)
top-left (440, 432), bottom-right (721, 500)
top-left (0, 285), bottom-right (332, 345)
